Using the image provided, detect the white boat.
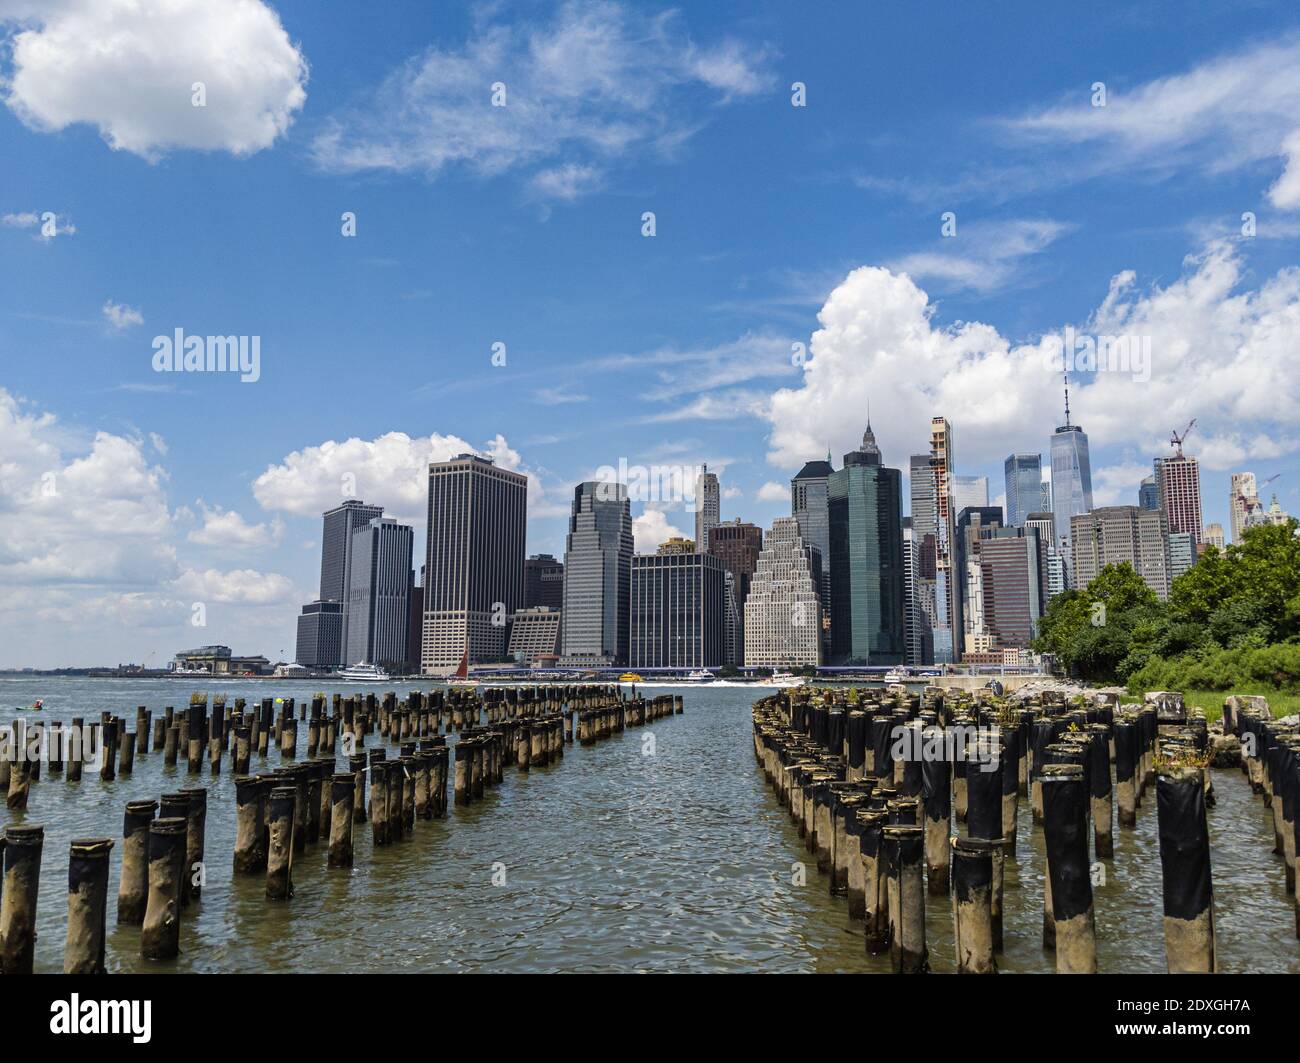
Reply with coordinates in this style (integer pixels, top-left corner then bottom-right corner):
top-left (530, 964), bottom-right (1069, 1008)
top-left (339, 663), bottom-right (390, 682)
top-left (684, 670), bottom-right (715, 682)
top-left (883, 670), bottom-right (908, 683)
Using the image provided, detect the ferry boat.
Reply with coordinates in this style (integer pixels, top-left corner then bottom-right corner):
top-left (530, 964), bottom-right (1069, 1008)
top-left (339, 662), bottom-right (390, 682)
top-left (684, 670), bottom-right (714, 682)
top-left (618, 672), bottom-right (644, 683)
top-left (883, 669), bottom-right (908, 684)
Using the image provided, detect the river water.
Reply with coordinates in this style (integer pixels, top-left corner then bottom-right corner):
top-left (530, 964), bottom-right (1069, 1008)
top-left (0, 676), bottom-right (1296, 973)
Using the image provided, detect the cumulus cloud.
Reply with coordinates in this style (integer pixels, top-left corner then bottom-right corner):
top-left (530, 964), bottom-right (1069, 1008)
top-left (188, 502), bottom-right (284, 551)
top-left (632, 506), bottom-right (686, 552)
top-left (251, 429), bottom-right (567, 523)
top-left (0, 0), bottom-right (308, 159)
top-left (764, 241), bottom-right (1300, 475)
top-left (311, 1), bottom-right (771, 198)
top-left (1005, 37), bottom-right (1300, 210)
top-left (101, 299), bottom-right (142, 331)
top-left (756, 480), bottom-right (790, 503)
top-left (0, 387), bottom-right (300, 666)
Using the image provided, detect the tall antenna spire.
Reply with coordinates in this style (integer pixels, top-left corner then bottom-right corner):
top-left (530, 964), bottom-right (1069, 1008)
top-left (1062, 368), bottom-right (1071, 427)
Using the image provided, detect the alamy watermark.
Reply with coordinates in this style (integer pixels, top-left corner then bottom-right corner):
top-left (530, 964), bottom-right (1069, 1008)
top-left (1042, 325), bottom-right (1150, 383)
top-left (593, 458), bottom-right (703, 508)
top-left (152, 329), bottom-right (261, 383)
top-left (1, 719), bottom-right (103, 766)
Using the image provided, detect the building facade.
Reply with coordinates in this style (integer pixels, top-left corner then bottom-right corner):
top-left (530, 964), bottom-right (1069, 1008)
top-left (560, 481), bottom-right (632, 666)
top-left (317, 499), bottom-right (384, 664)
top-left (346, 518), bottom-right (414, 668)
top-left (1203, 522), bottom-right (1226, 549)
top-left (1071, 506), bottom-right (1170, 599)
top-left (630, 552), bottom-right (726, 669)
top-left (507, 607), bottom-right (562, 663)
top-left (828, 425), bottom-right (906, 666)
top-left (422, 454), bottom-right (528, 674)
top-left (1230, 472), bottom-right (1259, 543)
top-left (977, 525), bottom-right (1047, 649)
top-left (295, 601), bottom-right (342, 669)
top-left (1003, 454), bottom-right (1043, 528)
top-left (928, 417), bottom-right (960, 664)
top-left (1025, 511), bottom-right (1067, 599)
top-left (902, 518), bottom-right (934, 666)
top-left (1155, 451), bottom-right (1203, 545)
top-left (523, 554), bottom-right (565, 610)
top-left (693, 465), bottom-right (720, 554)
top-left (952, 475), bottom-right (989, 515)
top-left (744, 517), bottom-right (822, 668)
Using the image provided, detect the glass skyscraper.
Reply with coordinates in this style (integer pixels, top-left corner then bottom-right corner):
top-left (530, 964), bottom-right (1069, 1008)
top-left (1004, 453), bottom-right (1043, 528)
top-left (1050, 382), bottom-right (1094, 557)
top-left (560, 481), bottom-right (633, 666)
top-left (828, 425), bottom-right (905, 665)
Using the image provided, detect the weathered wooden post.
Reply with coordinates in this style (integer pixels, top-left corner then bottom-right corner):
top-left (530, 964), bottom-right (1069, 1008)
top-left (950, 836), bottom-right (996, 974)
top-left (1156, 765), bottom-right (1215, 973)
top-left (922, 737), bottom-right (951, 895)
top-left (0, 825), bottom-right (44, 973)
top-left (64, 837), bottom-right (115, 974)
top-left (884, 824), bottom-right (927, 973)
top-left (265, 787), bottom-right (296, 900)
top-left (141, 817), bottom-right (187, 960)
top-left (1114, 718), bottom-right (1138, 827)
top-left (370, 761), bottom-right (389, 846)
top-left (179, 787), bottom-right (207, 901)
top-left (117, 799), bottom-right (157, 924)
top-left (1041, 763), bottom-right (1097, 973)
top-left (233, 777), bottom-right (266, 874)
top-left (349, 754), bottom-right (368, 823)
top-left (328, 774), bottom-right (355, 868)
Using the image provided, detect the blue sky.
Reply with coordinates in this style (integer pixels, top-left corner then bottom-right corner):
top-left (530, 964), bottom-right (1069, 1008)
top-left (3, 0), bottom-right (1300, 666)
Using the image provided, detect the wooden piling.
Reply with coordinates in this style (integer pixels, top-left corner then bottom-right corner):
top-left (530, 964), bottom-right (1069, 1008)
top-left (141, 817), bottom-right (187, 960)
top-left (116, 799), bottom-right (157, 924)
top-left (0, 825), bottom-right (43, 973)
top-left (65, 838), bottom-right (114, 974)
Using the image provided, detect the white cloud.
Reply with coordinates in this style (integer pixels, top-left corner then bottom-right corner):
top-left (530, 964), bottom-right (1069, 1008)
top-left (632, 506), bottom-right (685, 552)
top-left (535, 385), bottom-right (590, 405)
top-left (0, 0), bottom-right (308, 159)
top-left (756, 480), bottom-right (789, 503)
top-left (311, 1), bottom-right (771, 198)
top-left (889, 219), bottom-right (1073, 294)
top-left (252, 429), bottom-right (566, 523)
top-left (188, 502), bottom-right (284, 551)
top-left (0, 387), bottom-right (300, 667)
top-left (101, 299), bottom-right (143, 331)
top-left (764, 241), bottom-right (1300, 475)
top-left (1005, 38), bottom-right (1300, 210)
top-left (2, 209), bottom-right (74, 239)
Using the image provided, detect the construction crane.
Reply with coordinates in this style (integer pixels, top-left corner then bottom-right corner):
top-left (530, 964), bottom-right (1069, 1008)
top-left (1170, 418), bottom-right (1196, 455)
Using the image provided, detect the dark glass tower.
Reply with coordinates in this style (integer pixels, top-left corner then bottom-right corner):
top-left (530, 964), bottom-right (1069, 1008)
top-left (827, 425), bottom-right (905, 665)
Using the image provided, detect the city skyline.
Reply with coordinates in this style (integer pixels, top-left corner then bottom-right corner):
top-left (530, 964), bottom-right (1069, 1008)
top-left (5, 1), bottom-right (1300, 667)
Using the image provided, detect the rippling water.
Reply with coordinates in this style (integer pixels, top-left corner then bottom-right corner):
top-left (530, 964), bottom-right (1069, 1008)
top-left (1, 677), bottom-right (1296, 973)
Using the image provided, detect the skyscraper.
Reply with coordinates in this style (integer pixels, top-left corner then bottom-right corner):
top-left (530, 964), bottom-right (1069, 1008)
top-left (423, 454), bottom-right (527, 674)
top-left (791, 455), bottom-right (834, 615)
top-left (630, 551), bottom-right (725, 669)
top-left (1071, 506), bottom-right (1170, 599)
top-left (1203, 523), bottom-right (1225, 549)
top-left (952, 475), bottom-right (989, 514)
top-left (560, 481), bottom-right (633, 666)
top-left (707, 519), bottom-right (763, 601)
top-left (1025, 511), bottom-right (1067, 599)
top-left (319, 499), bottom-right (383, 663)
top-left (346, 517), bottom-right (414, 668)
top-left (1168, 531), bottom-right (1197, 583)
top-left (1004, 454), bottom-right (1043, 527)
top-left (693, 465), bottom-right (720, 554)
top-left (523, 553), bottom-right (564, 610)
top-left (1155, 449), bottom-right (1203, 545)
top-left (1138, 474), bottom-right (1160, 511)
top-left (956, 506), bottom-right (1003, 656)
top-left (929, 417), bottom-right (960, 664)
top-left (1050, 377), bottom-right (1094, 559)
top-left (744, 517), bottom-right (822, 668)
top-left (828, 424), bottom-right (906, 665)
top-left (295, 600), bottom-right (342, 669)
top-left (1229, 472), bottom-right (1259, 544)
top-left (902, 518), bottom-right (933, 666)
top-left (977, 525), bottom-right (1048, 649)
